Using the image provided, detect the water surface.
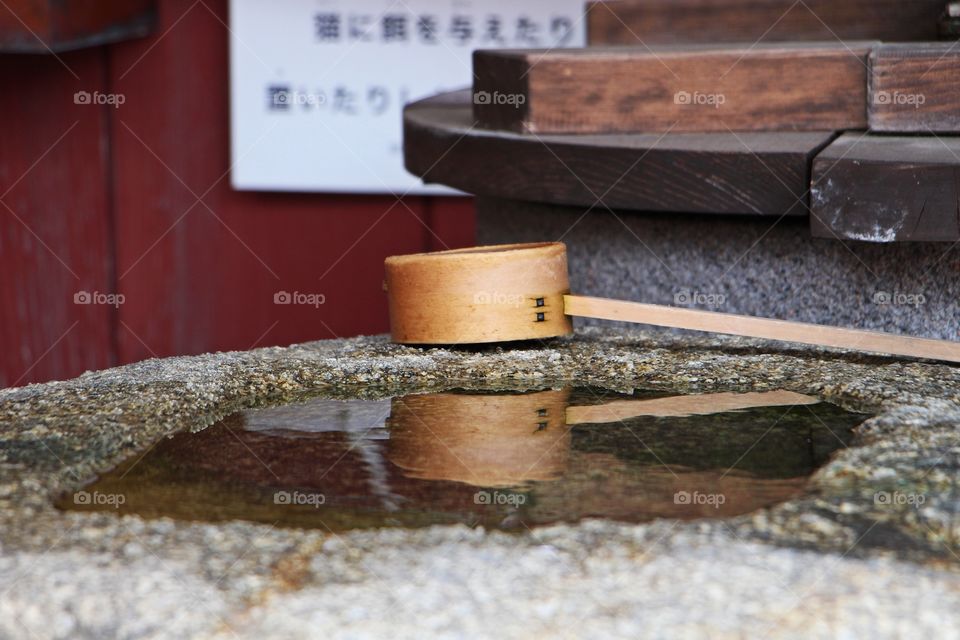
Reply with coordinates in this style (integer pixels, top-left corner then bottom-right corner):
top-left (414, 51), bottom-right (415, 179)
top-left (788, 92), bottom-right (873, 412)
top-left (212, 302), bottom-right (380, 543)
top-left (60, 387), bottom-right (866, 531)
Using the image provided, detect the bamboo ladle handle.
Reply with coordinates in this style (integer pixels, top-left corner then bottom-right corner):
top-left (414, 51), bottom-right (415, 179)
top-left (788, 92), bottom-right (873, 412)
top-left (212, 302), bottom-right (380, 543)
top-left (384, 242), bottom-right (960, 364)
top-left (564, 295), bottom-right (960, 364)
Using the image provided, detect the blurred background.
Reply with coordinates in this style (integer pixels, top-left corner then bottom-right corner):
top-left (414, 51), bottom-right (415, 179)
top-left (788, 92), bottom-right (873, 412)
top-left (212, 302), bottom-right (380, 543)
top-left (2, 0), bottom-right (955, 387)
top-left (1, 0), bottom-right (484, 387)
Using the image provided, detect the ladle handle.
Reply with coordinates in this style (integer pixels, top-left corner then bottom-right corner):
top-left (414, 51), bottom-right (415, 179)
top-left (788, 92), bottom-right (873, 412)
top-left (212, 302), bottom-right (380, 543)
top-left (564, 295), bottom-right (960, 364)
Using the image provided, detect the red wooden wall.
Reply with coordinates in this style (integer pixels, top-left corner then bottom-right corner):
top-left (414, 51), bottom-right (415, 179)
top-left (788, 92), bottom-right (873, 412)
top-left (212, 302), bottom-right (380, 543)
top-left (0, 48), bottom-right (116, 388)
top-left (0, 0), bottom-right (475, 387)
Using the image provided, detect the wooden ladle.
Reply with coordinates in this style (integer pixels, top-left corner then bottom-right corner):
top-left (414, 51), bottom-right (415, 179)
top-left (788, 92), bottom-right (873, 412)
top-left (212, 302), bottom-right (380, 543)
top-left (384, 242), bottom-right (960, 363)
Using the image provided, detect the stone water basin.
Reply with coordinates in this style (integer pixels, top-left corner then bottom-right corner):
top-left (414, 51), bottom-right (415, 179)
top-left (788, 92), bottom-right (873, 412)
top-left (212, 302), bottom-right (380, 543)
top-left (5, 330), bottom-right (960, 638)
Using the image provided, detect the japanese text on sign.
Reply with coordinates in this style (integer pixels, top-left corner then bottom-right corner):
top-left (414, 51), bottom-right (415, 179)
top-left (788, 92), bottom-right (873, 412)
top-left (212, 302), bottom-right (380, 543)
top-left (229, 1), bottom-right (586, 193)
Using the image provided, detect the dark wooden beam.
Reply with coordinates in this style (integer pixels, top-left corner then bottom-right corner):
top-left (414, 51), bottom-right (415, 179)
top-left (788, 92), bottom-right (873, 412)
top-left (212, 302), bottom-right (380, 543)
top-left (811, 133), bottom-right (960, 242)
top-left (0, 0), bottom-right (155, 52)
top-left (869, 43), bottom-right (960, 133)
top-left (587, 0), bottom-right (946, 46)
top-left (406, 90), bottom-right (834, 216)
top-left (473, 43), bottom-right (872, 134)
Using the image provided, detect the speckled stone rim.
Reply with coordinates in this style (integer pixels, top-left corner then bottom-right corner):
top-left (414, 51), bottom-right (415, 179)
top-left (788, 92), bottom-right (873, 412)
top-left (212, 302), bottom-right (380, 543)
top-left (1, 328), bottom-right (960, 567)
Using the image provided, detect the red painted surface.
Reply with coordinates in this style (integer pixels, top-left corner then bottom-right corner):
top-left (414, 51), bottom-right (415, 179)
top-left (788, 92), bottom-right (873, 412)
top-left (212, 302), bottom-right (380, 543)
top-left (426, 197), bottom-right (479, 252)
top-left (0, 49), bottom-right (116, 388)
top-left (0, 0), bottom-right (475, 387)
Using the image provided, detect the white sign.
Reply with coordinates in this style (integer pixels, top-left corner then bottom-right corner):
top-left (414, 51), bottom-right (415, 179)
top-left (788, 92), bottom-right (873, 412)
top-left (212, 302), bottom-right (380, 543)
top-left (228, 0), bottom-right (586, 194)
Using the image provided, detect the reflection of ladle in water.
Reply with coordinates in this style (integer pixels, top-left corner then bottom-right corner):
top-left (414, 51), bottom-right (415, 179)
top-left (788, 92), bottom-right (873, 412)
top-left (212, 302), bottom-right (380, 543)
top-left (387, 389), bottom-right (819, 488)
top-left (388, 389), bottom-right (573, 489)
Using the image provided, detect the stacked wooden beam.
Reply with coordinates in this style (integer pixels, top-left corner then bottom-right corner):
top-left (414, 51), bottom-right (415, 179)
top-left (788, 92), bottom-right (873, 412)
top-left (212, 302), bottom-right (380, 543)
top-left (869, 43), bottom-right (960, 132)
top-left (406, 90), bottom-right (828, 217)
top-left (471, 44), bottom-right (873, 134)
top-left (405, 2), bottom-right (960, 242)
top-left (585, 0), bottom-right (946, 46)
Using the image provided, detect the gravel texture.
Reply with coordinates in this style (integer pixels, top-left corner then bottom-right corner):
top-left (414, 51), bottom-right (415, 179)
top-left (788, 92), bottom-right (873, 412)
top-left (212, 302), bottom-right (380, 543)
top-left (2, 328), bottom-right (960, 638)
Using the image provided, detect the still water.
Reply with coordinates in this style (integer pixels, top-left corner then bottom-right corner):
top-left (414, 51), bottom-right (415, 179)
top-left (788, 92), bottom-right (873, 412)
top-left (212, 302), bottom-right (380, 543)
top-left (60, 387), bottom-right (866, 531)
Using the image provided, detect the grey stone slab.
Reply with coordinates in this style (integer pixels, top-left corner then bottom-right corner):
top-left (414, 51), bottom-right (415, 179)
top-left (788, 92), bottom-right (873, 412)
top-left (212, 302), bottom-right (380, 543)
top-left (477, 197), bottom-right (960, 341)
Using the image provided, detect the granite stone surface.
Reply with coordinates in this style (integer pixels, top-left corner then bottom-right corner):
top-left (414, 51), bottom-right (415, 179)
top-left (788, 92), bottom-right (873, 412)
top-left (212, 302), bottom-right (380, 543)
top-left (477, 197), bottom-right (960, 341)
top-left (1, 329), bottom-right (960, 639)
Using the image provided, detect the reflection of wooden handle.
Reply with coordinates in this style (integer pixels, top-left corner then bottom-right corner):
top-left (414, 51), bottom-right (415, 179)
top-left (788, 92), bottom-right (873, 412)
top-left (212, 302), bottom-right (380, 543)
top-left (566, 390), bottom-right (818, 425)
top-left (565, 295), bottom-right (960, 364)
